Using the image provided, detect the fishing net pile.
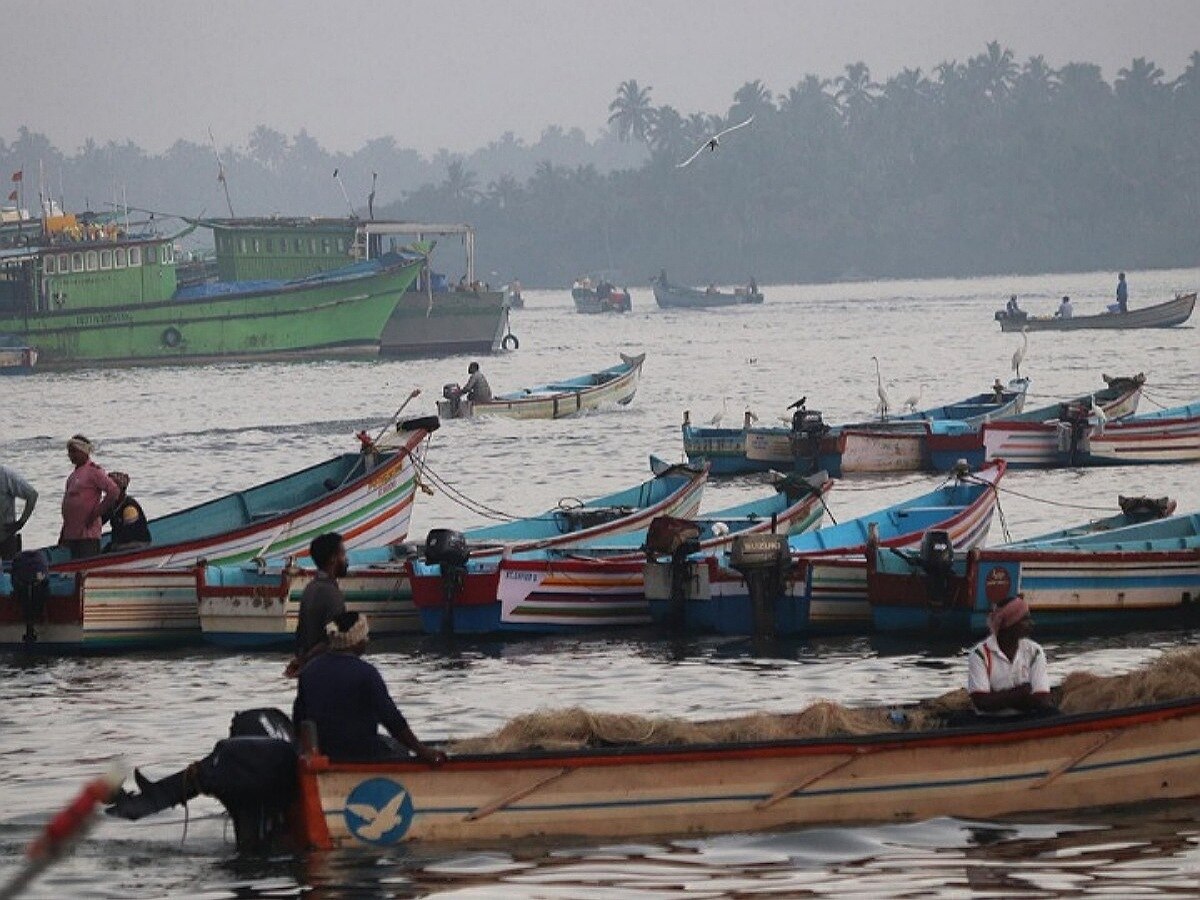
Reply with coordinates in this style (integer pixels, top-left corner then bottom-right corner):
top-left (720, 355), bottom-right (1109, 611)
top-left (450, 645), bottom-right (1200, 754)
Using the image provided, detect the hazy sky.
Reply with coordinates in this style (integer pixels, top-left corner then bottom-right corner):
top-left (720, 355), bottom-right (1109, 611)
top-left (5, 1), bottom-right (1198, 155)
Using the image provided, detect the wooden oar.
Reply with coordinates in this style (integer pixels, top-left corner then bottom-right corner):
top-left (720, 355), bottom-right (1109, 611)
top-left (1030, 730), bottom-right (1122, 790)
top-left (464, 768), bottom-right (575, 822)
top-left (755, 751), bottom-right (866, 811)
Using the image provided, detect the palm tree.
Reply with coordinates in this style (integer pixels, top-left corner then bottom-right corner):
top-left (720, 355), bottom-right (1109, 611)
top-left (835, 62), bottom-right (877, 119)
top-left (1013, 55), bottom-right (1057, 105)
top-left (729, 79), bottom-right (775, 122)
top-left (1174, 50), bottom-right (1200, 99)
top-left (486, 174), bottom-right (521, 210)
top-left (1116, 57), bottom-right (1166, 104)
top-left (248, 126), bottom-right (288, 170)
top-left (442, 160), bottom-right (479, 203)
top-left (608, 80), bottom-right (654, 143)
top-left (647, 105), bottom-right (687, 160)
top-left (978, 41), bottom-right (1018, 100)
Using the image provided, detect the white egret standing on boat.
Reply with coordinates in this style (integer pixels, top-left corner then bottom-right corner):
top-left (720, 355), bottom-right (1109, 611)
top-left (871, 357), bottom-right (891, 418)
top-left (709, 397), bottom-right (730, 426)
top-left (1091, 394), bottom-right (1108, 434)
top-left (903, 384), bottom-right (926, 412)
top-left (677, 116), bottom-right (755, 169)
top-left (1011, 327), bottom-right (1029, 380)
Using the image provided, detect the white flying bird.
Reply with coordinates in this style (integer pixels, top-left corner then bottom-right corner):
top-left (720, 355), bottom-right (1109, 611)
top-left (348, 789), bottom-right (410, 841)
top-left (677, 116), bottom-right (756, 168)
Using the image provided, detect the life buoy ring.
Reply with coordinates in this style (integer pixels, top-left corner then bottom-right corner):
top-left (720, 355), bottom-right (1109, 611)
top-left (162, 327), bottom-right (182, 348)
top-left (501, 332), bottom-right (519, 351)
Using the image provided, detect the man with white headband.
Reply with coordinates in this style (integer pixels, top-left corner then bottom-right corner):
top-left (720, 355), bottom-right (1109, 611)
top-left (292, 611), bottom-right (446, 764)
top-left (59, 434), bottom-right (121, 560)
top-left (967, 594), bottom-right (1056, 717)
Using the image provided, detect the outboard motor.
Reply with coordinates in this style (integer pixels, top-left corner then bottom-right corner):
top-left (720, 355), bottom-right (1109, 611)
top-left (789, 410), bottom-right (828, 475)
top-left (645, 517), bottom-right (702, 630)
top-left (729, 534), bottom-right (791, 640)
top-left (918, 529), bottom-right (955, 609)
top-left (441, 383), bottom-right (463, 418)
top-left (425, 528), bottom-right (470, 635)
top-left (11, 550), bottom-right (50, 644)
top-left (1057, 402), bottom-right (1092, 465)
top-left (107, 708), bottom-right (298, 854)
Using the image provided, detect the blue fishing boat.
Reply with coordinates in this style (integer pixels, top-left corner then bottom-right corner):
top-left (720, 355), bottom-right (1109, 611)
top-left (867, 497), bottom-right (1197, 635)
top-left (683, 380), bottom-right (1029, 476)
top-left (413, 471), bottom-right (834, 635)
top-left (0, 335), bottom-right (37, 374)
top-left (198, 459), bottom-right (707, 646)
top-left (643, 462), bottom-right (1005, 635)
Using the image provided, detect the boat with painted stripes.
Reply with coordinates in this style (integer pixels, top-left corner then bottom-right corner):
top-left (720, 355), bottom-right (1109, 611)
top-left (926, 373), bottom-right (1145, 470)
top-left (684, 380), bottom-right (1029, 476)
top-left (413, 472), bottom-right (833, 635)
top-left (869, 505), bottom-right (1200, 636)
top-left (293, 696), bottom-right (1200, 847)
top-left (199, 460), bottom-right (708, 647)
top-left (643, 462), bottom-right (1004, 635)
top-left (0, 419), bottom-right (436, 651)
top-left (436, 353), bottom-right (645, 419)
top-left (980, 400), bottom-right (1200, 468)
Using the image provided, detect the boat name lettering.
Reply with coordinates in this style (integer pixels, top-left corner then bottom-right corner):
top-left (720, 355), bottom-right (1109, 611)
top-left (502, 570), bottom-right (540, 583)
top-left (75, 311), bottom-right (135, 326)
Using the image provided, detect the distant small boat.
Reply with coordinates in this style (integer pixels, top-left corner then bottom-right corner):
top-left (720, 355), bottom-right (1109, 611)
top-left (653, 274), bottom-right (762, 309)
top-left (572, 281), bottom-right (631, 314)
top-left (0, 336), bottom-right (37, 374)
top-left (437, 353), bottom-right (645, 419)
top-left (995, 292), bottom-right (1195, 331)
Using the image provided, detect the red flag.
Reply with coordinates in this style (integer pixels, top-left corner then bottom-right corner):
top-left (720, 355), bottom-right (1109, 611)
top-left (6, 189), bottom-right (15, 202)
top-left (10, 170), bottom-right (22, 183)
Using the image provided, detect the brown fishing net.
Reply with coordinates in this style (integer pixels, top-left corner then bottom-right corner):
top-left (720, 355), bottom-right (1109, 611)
top-left (450, 646), bottom-right (1200, 753)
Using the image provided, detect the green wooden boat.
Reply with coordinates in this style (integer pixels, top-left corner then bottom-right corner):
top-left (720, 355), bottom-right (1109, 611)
top-left (0, 213), bottom-right (422, 367)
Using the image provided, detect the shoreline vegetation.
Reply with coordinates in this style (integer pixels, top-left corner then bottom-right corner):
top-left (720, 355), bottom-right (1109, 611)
top-left (3, 44), bottom-right (1198, 287)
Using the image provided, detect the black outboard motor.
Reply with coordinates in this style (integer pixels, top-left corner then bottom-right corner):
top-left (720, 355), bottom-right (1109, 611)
top-left (789, 410), bottom-right (828, 475)
top-left (425, 528), bottom-right (470, 635)
top-left (918, 529), bottom-right (955, 609)
top-left (11, 550), bottom-right (50, 644)
top-left (729, 534), bottom-right (791, 640)
top-left (107, 708), bottom-right (299, 854)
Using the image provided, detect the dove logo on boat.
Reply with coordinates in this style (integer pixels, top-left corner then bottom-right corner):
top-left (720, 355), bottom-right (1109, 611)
top-left (343, 778), bottom-right (414, 845)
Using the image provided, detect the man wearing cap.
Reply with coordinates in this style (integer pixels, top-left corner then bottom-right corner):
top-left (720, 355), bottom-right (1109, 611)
top-left (59, 435), bottom-right (120, 560)
top-left (967, 594), bottom-right (1056, 717)
top-left (104, 472), bottom-right (152, 553)
top-left (0, 464), bottom-right (38, 561)
top-left (292, 611), bottom-right (446, 764)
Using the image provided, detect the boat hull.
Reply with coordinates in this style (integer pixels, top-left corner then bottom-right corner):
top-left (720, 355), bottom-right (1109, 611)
top-left (0, 260), bottom-right (423, 367)
top-left (653, 285), bottom-right (763, 309)
top-left (0, 346), bottom-right (37, 374)
top-left (294, 699), bottom-right (1200, 847)
top-left (982, 412), bottom-right (1200, 468)
top-left (380, 290), bottom-right (508, 356)
top-left (572, 288), bottom-right (631, 314)
top-left (997, 293), bottom-right (1195, 331)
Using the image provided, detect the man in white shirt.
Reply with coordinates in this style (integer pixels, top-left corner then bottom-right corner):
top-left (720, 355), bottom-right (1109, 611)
top-left (0, 464), bottom-right (38, 561)
top-left (1054, 295), bottom-right (1073, 319)
top-left (967, 594), bottom-right (1056, 717)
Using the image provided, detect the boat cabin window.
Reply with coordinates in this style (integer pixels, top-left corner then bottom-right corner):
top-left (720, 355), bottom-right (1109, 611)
top-left (44, 256), bottom-right (56, 275)
top-left (162, 243), bottom-right (173, 263)
top-left (293, 238), bottom-right (302, 253)
top-left (100, 249), bottom-right (112, 270)
top-left (277, 239), bottom-right (286, 254)
top-left (115, 248), bottom-right (126, 268)
top-left (85, 250), bottom-right (98, 271)
top-left (128, 246), bottom-right (141, 267)
top-left (238, 238), bottom-right (247, 253)
top-left (71, 252), bottom-right (83, 272)
top-left (321, 238), bottom-right (331, 254)
top-left (58, 253), bottom-right (69, 272)
top-left (265, 238), bottom-right (274, 253)
top-left (337, 238), bottom-right (347, 253)
top-left (146, 245), bottom-right (157, 264)
top-left (252, 238), bottom-right (261, 253)
top-left (309, 238), bottom-right (317, 253)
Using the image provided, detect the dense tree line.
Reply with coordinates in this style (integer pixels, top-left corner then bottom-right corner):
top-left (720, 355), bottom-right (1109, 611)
top-left (3, 44), bottom-right (1198, 287)
top-left (387, 45), bottom-right (1200, 286)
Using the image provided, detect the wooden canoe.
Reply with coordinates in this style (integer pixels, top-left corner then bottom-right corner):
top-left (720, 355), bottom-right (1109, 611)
top-left (436, 353), bottom-right (645, 419)
top-left (293, 696), bottom-right (1200, 847)
top-left (653, 280), bottom-right (763, 309)
top-left (996, 292), bottom-right (1195, 331)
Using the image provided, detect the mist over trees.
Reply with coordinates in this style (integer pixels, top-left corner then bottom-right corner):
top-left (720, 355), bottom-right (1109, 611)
top-left (4, 44), bottom-right (1198, 287)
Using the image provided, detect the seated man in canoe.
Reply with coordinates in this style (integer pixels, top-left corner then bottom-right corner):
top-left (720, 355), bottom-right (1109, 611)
top-left (294, 612), bottom-right (446, 764)
top-left (103, 472), bottom-right (152, 553)
top-left (966, 594), bottom-right (1057, 720)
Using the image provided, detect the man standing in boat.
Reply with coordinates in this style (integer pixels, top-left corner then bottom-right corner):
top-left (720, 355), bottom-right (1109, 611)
top-left (285, 532), bottom-right (349, 676)
top-left (293, 611), bottom-right (446, 763)
top-left (59, 435), bottom-right (120, 560)
top-left (0, 464), bottom-right (37, 561)
top-left (1115, 272), bottom-right (1129, 313)
top-left (967, 594), bottom-right (1056, 718)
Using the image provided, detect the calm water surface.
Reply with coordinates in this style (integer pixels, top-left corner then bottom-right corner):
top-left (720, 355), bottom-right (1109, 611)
top-left (1, 268), bottom-right (1198, 897)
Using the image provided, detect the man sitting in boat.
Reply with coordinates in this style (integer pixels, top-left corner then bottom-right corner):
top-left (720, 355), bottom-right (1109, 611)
top-left (1005, 295), bottom-right (1025, 319)
top-left (103, 472), bottom-right (151, 553)
top-left (1055, 295), bottom-right (1073, 319)
top-left (293, 611), bottom-right (446, 763)
top-left (460, 361), bottom-right (492, 404)
top-left (285, 531), bottom-right (348, 676)
top-left (967, 594), bottom-right (1057, 718)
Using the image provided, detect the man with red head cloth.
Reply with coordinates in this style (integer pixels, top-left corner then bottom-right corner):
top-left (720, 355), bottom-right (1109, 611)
top-left (967, 594), bottom-right (1056, 717)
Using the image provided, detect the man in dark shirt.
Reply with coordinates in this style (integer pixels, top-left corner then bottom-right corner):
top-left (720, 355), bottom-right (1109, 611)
top-left (104, 472), bottom-right (152, 552)
top-left (293, 611), bottom-right (446, 763)
top-left (286, 532), bottom-right (349, 676)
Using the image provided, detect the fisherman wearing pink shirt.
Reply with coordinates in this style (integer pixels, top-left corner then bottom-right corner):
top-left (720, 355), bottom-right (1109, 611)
top-left (59, 435), bottom-right (120, 560)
